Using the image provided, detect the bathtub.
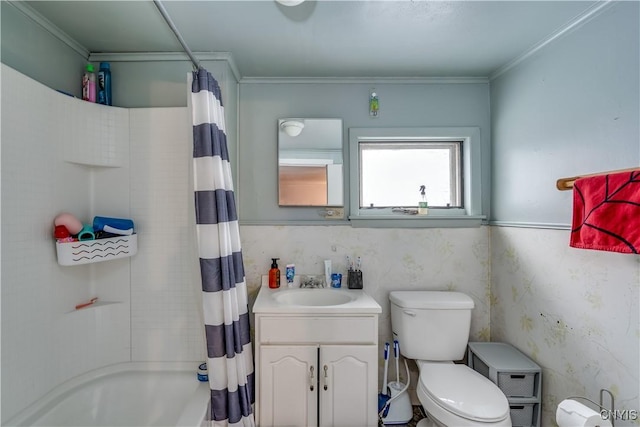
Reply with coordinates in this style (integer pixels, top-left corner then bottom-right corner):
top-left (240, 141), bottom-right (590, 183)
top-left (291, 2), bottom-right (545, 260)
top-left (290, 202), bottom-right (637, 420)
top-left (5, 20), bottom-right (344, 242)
top-left (5, 362), bottom-right (210, 426)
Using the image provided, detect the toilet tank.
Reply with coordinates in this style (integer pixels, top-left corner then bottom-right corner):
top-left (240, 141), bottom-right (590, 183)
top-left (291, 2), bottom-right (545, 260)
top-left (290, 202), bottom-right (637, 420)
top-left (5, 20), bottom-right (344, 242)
top-left (390, 291), bottom-right (474, 361)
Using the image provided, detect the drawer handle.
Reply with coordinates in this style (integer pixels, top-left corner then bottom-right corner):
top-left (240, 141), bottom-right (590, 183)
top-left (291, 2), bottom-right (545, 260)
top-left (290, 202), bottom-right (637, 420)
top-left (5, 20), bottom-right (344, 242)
top-left (323, 365), bottom-right (329, 391)
top-left (510, 405), bottom-right (525, 410)
top-left (510, 374), bottom-right (526, 379)
top-left (309, 366), bottom-right (315, 391)
top-left (403, 310), bottom-right (417, 317)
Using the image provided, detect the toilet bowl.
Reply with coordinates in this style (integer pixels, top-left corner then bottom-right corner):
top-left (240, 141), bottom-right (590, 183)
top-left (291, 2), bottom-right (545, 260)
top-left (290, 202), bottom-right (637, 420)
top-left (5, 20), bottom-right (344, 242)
top-left (416, 361), bottom-right (511, 427)
top-left (389, 291), bottom-right (512, 427)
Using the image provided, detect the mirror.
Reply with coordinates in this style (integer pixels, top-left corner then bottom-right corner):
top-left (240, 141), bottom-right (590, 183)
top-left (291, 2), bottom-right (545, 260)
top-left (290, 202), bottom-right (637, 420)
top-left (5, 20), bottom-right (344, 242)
top-left (278, 118), bottom-right (343, 206)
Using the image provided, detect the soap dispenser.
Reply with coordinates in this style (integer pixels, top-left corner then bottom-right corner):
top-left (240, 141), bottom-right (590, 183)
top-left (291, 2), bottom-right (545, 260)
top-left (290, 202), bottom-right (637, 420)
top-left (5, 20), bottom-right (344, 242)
top-left (269, 258), bottom-right (281, 289)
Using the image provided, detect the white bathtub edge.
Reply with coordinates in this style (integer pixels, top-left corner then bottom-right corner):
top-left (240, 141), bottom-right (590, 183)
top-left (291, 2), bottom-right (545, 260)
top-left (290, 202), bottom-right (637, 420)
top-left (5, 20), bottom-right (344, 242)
top-left (177, 382), bottom-right (211, 427)
top-left (5, 361), bottom-right (206, 427)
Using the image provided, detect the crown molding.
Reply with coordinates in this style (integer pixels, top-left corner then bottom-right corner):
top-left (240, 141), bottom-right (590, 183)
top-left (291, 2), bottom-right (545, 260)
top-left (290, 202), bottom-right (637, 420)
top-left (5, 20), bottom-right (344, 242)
top-left (8, 0), bottom-right (90, 59)
top-left (240, 76), bottom-right (489, 84)
top-left (490, 0), bottom-right (616, 80)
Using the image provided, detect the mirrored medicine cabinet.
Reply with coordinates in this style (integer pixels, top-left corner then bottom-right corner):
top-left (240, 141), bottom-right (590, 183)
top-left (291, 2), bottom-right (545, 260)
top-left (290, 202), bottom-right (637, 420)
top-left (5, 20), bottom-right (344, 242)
top-left (278, 118), bottom-right (344, 207)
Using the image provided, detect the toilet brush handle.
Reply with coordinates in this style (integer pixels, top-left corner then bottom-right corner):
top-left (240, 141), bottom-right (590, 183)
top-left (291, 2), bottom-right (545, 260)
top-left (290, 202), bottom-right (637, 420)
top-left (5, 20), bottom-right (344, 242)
top-left (394, 340), bottom-right (400, 383)
top-left (382, 342), bottom-right (389, 392)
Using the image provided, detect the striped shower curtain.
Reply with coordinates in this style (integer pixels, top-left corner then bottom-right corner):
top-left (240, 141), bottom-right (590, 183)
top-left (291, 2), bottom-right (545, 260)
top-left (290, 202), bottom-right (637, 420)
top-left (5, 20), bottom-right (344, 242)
top-left (191, 69), bottom-right (255, 427)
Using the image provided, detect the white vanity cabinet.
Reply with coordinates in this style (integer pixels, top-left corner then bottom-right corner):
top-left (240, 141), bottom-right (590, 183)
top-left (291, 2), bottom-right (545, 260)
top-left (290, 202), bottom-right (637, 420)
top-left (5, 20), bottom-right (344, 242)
top-left (259, 345), bottom-right (318, 426)
top-left (259, 343), bottom-right (378, 427)
top-left (253, 286), bottom-right (381, 427)
top-left (317, 344), bottom-right (378, 427)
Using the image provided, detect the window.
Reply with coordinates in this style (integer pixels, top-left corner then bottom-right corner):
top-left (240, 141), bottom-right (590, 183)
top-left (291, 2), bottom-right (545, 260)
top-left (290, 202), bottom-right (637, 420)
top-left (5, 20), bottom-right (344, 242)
top-left (359, 141), bottom-right (461, 209)
top-left (349, 127), bottom-right (485, 227)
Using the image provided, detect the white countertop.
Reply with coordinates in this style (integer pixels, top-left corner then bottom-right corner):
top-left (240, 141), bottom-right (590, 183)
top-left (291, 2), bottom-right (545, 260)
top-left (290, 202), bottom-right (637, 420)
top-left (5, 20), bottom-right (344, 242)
top-left (253, 282), bottom-right (382, 315)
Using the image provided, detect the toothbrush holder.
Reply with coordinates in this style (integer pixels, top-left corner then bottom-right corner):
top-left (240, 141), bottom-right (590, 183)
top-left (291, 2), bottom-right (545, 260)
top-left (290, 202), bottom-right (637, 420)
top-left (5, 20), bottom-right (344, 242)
top-left (347, 270), bottom-right (363, 289)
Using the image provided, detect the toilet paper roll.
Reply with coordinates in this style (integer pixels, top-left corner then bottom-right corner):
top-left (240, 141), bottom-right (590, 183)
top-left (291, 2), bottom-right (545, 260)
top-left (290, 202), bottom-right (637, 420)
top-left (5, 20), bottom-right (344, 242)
top-left (556, 399), bottom-right (612, 427)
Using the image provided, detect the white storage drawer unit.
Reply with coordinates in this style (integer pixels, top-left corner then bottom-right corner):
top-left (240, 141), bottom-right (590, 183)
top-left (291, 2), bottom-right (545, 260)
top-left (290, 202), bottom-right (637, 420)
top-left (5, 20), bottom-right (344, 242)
top-left (468, 342), bottom-right (542, 427)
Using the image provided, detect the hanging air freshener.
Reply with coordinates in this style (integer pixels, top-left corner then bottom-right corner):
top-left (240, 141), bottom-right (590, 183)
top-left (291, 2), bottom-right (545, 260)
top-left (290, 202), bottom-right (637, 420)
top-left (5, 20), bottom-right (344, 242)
top-left (369, 89), bottom-right (379, 117)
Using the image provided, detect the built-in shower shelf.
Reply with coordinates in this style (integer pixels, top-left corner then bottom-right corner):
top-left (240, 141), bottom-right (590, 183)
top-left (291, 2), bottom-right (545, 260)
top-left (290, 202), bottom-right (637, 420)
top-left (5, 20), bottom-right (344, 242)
top-left (56, 234), bottom-right (137, 266)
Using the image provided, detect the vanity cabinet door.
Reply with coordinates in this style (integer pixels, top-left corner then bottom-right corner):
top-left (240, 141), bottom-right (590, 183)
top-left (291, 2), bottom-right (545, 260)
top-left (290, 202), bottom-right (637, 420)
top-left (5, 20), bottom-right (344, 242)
top-left (259, 345), bottom-right (318, 427)
top-left (319, 345), bottom-right (378, 427)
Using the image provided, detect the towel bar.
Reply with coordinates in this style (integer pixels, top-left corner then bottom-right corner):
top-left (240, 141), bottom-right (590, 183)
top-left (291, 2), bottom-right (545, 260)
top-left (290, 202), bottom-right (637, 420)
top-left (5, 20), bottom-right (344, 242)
top-left (556, 167), bottom-right (640, 191)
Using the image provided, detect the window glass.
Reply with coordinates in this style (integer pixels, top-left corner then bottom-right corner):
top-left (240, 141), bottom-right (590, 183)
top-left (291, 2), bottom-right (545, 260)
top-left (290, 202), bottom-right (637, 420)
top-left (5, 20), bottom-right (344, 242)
top-left (359, 141), bottom-right (461, 208)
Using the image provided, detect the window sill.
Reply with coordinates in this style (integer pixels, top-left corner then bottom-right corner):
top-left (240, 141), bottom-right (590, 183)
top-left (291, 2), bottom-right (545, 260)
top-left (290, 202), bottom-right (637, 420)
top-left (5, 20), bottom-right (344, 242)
top-left (348, 214), bottom-right (486, 228)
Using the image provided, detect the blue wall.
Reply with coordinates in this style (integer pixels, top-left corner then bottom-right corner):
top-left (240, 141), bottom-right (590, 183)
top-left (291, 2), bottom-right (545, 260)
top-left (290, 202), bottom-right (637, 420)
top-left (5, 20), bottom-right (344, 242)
top-left (490, 2), bottom-right (640, 227)
top-left (1, 2), bottom-right (86, 97)
top-left (238, 81), bottom-right (491, 222)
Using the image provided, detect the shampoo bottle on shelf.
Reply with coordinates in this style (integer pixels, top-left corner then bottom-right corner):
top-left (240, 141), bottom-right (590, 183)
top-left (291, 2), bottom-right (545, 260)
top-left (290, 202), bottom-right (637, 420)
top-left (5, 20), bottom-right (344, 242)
top-left (97, 62), bottom-right (112, 106)
top-left (82, 64), bottom-right (96, 102)
top-left (269, 258), bottom-right (281, 289)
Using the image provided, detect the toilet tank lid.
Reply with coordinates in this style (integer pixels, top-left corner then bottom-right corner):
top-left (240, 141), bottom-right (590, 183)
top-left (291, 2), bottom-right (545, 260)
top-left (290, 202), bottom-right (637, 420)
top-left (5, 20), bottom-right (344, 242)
top-left (390, 291), bottom-right (474, 309)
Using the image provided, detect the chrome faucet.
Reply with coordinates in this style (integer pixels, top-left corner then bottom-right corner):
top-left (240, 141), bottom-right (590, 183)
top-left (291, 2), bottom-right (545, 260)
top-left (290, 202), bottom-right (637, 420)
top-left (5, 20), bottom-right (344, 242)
top-left (300, 276), bottom-right (325, 288)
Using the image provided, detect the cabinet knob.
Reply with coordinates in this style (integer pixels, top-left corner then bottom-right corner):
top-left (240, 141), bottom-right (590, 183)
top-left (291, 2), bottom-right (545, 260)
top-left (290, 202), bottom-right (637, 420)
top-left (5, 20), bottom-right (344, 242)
top-left (309, 366), bottom-right (315, 391)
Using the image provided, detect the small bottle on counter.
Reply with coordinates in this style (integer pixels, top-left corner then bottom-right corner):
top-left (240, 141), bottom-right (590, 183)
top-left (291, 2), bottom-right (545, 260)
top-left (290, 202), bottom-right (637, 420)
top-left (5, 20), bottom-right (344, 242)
top-left (197, 362), bottom-right (208, 382)
top-left (285, 264), bottom-right (295, 287)
top-left (324, 259), bottom-right (332, 288)
top-left (269, 258), bottom-right (281, 289)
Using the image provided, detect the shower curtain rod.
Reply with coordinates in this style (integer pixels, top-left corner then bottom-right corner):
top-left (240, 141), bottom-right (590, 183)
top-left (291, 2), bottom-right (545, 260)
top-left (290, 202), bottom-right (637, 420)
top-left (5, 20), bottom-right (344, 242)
top-left (153, 0), bottom-right (201, 70)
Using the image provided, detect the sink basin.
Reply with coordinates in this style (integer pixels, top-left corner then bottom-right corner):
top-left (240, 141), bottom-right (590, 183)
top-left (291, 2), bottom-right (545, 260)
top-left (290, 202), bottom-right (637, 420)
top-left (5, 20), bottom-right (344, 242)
top-left (253, 280), bottom-right (381, 314)
top-left (273, 289), bottom-right (356, 307)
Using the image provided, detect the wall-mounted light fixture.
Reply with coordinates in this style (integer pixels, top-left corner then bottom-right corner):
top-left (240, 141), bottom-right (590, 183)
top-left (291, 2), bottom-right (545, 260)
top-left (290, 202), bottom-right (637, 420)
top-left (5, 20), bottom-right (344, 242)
top-left (280, 120), bottom-right (305, 137)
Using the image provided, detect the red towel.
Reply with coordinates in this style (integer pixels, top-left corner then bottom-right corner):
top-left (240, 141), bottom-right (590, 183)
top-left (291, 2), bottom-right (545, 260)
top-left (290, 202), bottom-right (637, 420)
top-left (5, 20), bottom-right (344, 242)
top-left (570, 170), bottom-right (640, 254)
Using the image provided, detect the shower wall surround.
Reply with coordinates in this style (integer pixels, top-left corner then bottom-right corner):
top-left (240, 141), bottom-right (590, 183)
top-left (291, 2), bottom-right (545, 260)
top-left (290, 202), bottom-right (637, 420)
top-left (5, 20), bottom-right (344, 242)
top-left (0, 65), bottom-right (205, 422)
top-left (1, 64), bottom-right (129, 421)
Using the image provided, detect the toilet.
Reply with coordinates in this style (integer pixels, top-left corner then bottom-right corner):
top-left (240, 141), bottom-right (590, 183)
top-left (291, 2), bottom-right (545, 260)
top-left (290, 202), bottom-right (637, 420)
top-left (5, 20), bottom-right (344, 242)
top-left (390, 291), bottom-right (512, 427)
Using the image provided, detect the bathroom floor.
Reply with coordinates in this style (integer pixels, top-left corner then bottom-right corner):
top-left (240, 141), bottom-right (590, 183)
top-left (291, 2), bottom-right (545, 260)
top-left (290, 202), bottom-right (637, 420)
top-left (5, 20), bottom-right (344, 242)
top-left (380, 405), bottom-right (427, 427)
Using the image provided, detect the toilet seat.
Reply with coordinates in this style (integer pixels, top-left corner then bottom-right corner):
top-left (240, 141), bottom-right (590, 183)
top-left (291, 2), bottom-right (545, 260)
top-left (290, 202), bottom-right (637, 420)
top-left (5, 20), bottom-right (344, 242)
top-left (418, 362), bottom-right (509, 423)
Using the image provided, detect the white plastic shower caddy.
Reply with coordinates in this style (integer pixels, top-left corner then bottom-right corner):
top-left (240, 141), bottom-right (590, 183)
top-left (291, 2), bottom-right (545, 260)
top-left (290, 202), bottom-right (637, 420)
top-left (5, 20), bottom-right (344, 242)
top-left (56, 234), bottom-right (137, 266)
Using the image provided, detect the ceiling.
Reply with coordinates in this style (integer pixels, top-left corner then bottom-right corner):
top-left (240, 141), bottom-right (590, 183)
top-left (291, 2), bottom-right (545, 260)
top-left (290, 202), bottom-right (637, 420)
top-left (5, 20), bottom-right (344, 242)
top-left (24, 0), bottom-right (600, 79)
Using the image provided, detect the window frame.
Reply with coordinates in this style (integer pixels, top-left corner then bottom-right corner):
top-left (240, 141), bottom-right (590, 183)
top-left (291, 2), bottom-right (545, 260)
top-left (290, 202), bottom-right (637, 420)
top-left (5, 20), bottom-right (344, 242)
top-left (348, 127), bottom-right (485, 228)
top-left (358, 140), bottom-right (462, 209)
